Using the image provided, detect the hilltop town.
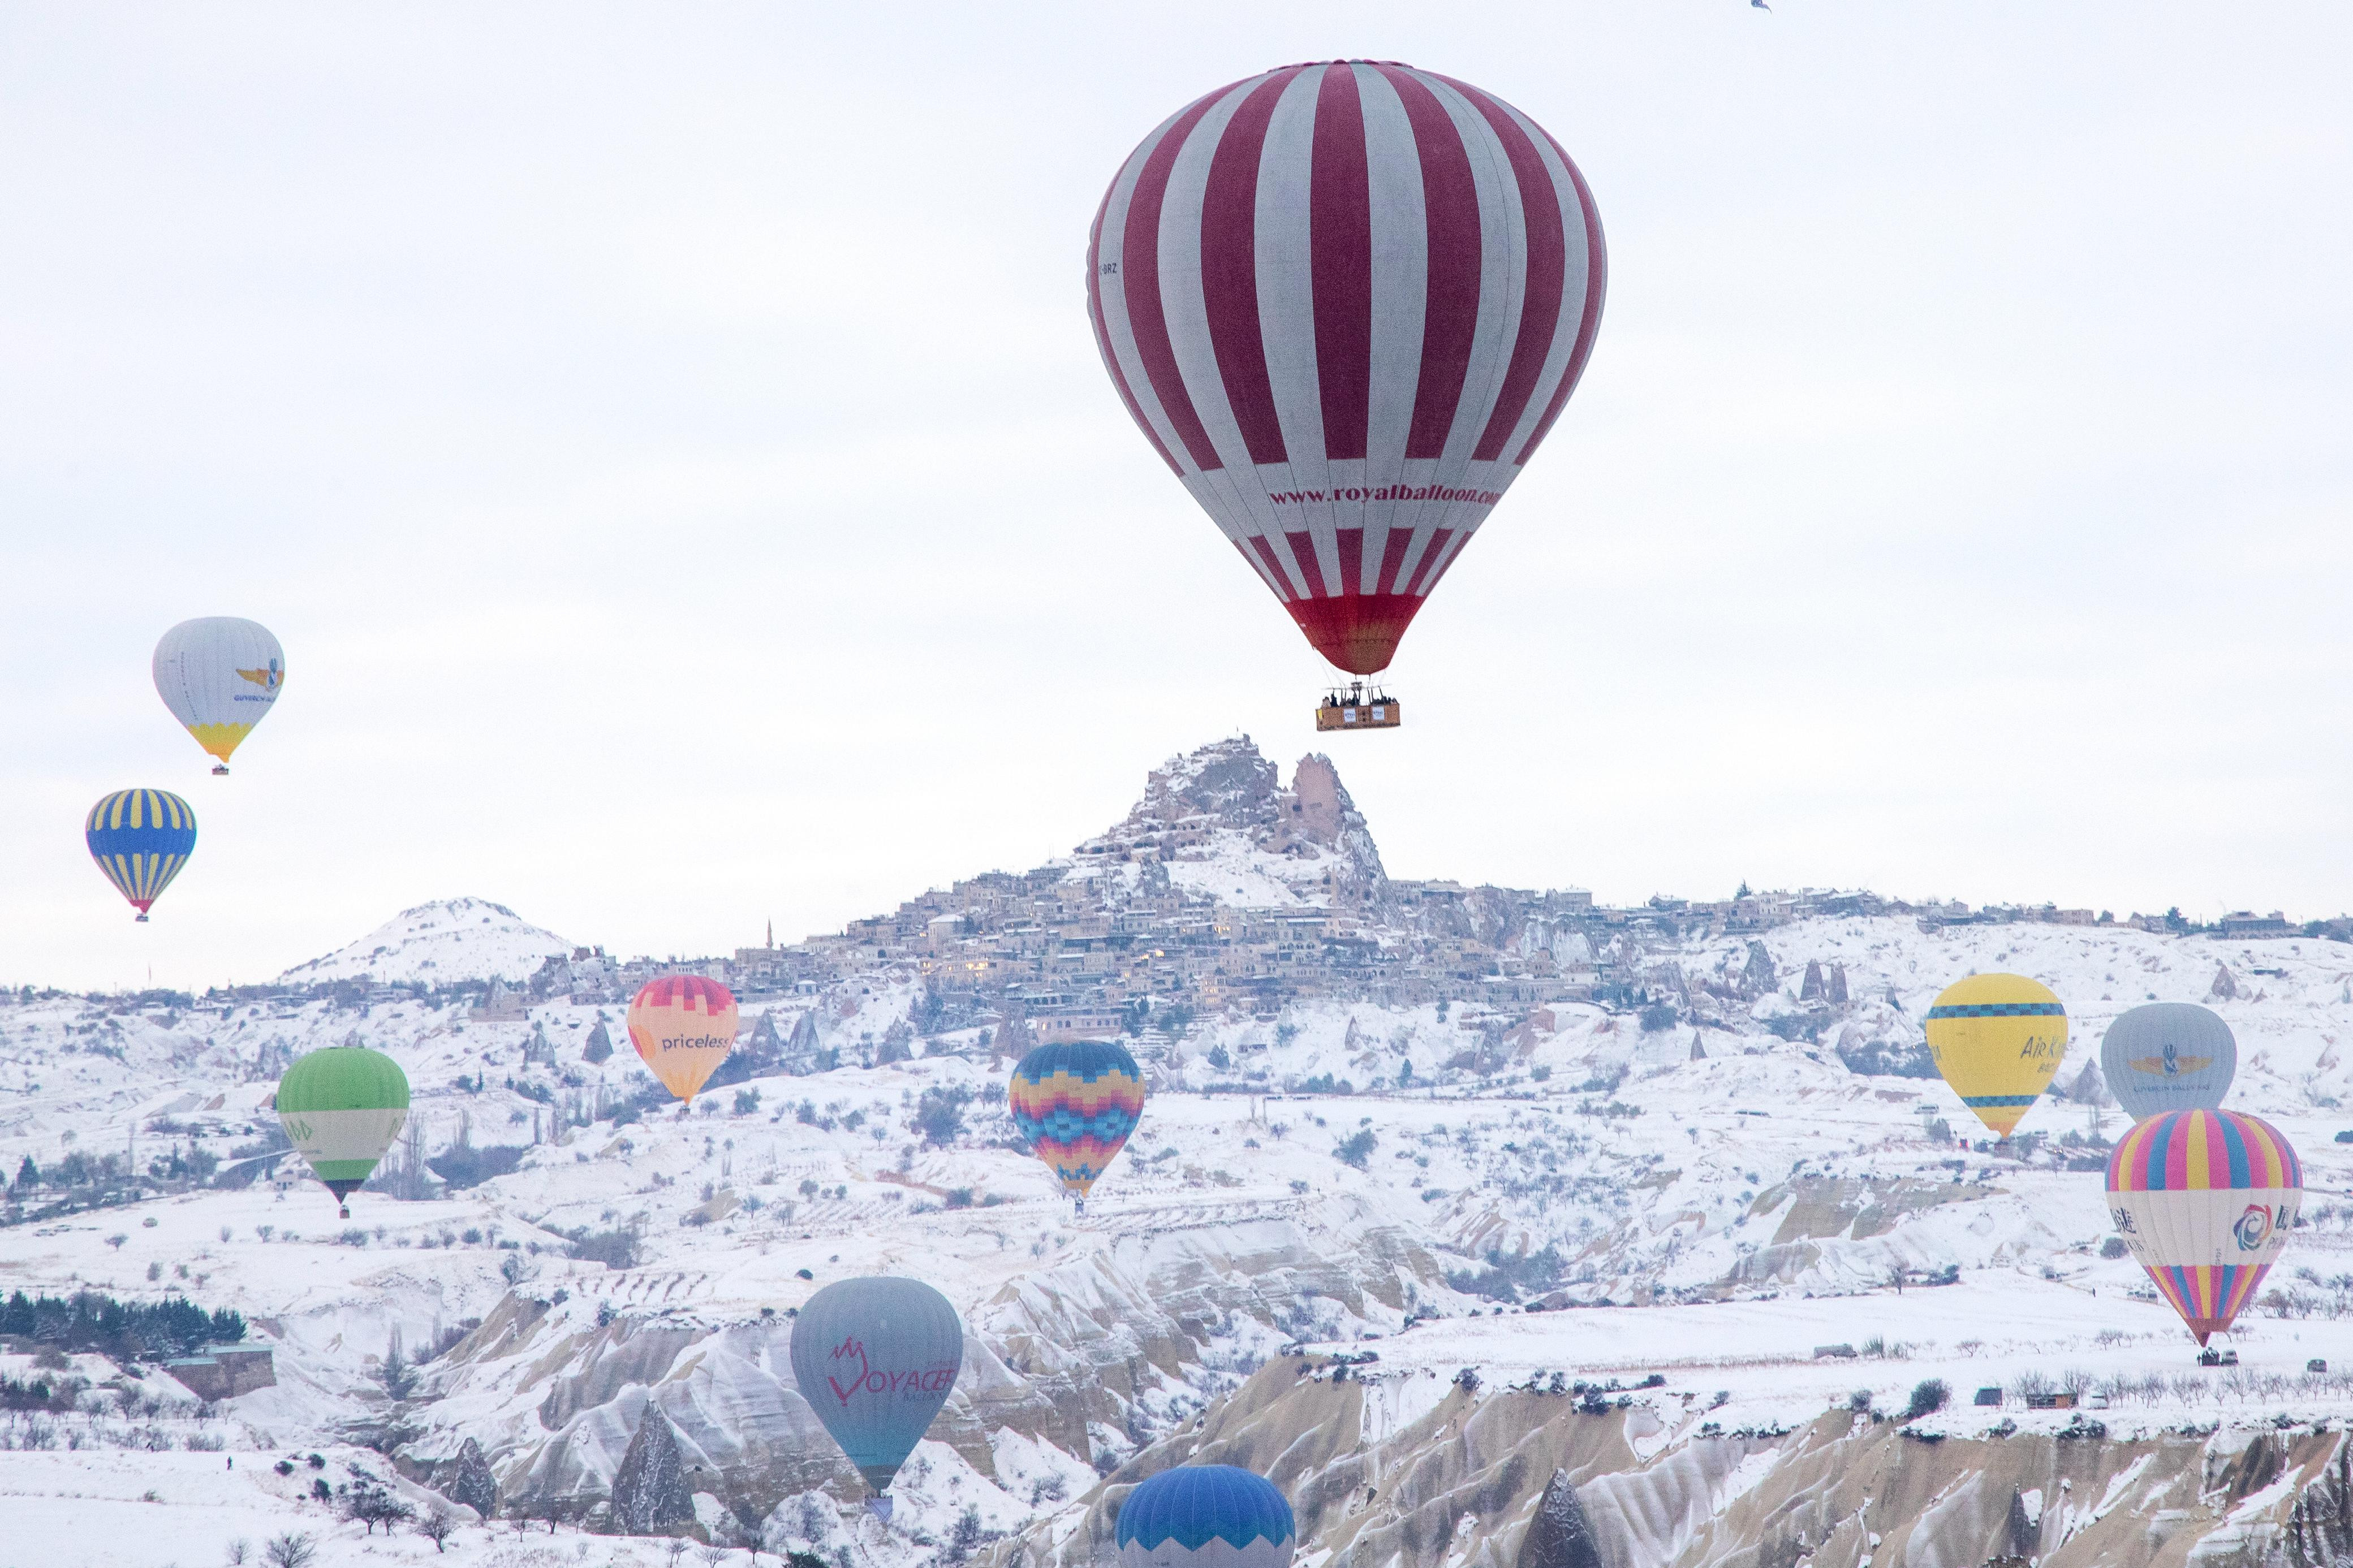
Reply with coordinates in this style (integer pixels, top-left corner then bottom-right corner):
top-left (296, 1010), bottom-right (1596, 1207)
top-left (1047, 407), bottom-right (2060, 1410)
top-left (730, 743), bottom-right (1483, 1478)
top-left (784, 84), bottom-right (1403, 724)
top-left (482, 738), bottom-right (2334, 1072)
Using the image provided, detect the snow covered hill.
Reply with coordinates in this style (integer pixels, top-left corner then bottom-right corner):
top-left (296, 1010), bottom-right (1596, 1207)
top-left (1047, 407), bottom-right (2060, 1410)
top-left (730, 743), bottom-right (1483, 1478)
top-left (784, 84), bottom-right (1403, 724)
top-left (276, 897), bottom-right (574, 986)
top-left (11, 756), bottom-right (2353, 1563)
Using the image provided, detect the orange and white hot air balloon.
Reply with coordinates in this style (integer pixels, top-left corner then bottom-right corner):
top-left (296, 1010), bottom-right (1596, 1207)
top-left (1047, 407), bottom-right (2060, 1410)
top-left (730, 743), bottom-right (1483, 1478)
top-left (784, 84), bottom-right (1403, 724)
top-left (626, 976), bottom-right (739, 1108)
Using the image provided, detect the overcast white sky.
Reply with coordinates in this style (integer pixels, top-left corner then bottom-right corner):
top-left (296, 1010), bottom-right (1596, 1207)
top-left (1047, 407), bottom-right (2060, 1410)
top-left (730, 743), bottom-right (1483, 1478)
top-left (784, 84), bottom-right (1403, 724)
top-left (5, 4), bottom-right (2350, 992)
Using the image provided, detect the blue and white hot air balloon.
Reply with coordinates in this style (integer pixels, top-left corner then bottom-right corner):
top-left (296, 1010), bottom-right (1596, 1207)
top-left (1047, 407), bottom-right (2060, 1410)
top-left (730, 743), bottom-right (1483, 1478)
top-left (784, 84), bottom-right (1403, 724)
top-left (1117, 1466), bottom-right (1296, 1568)
top-left (788, 1277), bottom-right (962, 1518)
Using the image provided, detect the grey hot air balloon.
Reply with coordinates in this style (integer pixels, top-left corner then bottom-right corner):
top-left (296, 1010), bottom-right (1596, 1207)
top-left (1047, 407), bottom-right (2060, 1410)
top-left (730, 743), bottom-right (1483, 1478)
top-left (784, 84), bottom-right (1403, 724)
top-left (2101, 1002), bottom-right (2237, 1120)
top-left (789, 1277), bottom-right (962, 1511)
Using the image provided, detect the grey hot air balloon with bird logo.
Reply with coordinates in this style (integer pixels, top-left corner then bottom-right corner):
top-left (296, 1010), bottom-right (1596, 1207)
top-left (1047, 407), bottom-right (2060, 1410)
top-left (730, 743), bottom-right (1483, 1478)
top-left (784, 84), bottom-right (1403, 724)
top-left (2101, 1001), bottom-right (2237, 1120)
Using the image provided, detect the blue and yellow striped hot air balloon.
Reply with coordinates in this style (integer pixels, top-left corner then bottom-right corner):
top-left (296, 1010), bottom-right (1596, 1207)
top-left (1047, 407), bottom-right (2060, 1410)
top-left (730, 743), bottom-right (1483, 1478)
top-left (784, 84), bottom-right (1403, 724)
top-left (1010, 1040), bottom-right (1145, 1202)
top-left (85, 789), bottom-right (197, 922)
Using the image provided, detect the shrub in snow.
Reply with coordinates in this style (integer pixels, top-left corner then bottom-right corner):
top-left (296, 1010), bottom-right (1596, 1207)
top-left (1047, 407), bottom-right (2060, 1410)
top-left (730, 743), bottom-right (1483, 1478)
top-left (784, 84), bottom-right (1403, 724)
top-left (1904, 1379), bottom-right (1950, 1419)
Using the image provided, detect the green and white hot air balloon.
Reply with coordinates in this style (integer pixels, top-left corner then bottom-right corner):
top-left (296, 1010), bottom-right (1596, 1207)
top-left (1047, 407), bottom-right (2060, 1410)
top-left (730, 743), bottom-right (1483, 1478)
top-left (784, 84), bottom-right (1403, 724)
top-left (275, 1045), bottom-right (410, 1218)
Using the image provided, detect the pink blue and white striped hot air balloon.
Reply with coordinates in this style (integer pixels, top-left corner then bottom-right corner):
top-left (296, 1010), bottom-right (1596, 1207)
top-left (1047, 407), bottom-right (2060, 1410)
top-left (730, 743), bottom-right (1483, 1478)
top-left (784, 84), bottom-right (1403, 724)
top-left (1088, 62), bottom-right (1606, 679)
top-left (2106, 1108), bottom-right (2302, 1345)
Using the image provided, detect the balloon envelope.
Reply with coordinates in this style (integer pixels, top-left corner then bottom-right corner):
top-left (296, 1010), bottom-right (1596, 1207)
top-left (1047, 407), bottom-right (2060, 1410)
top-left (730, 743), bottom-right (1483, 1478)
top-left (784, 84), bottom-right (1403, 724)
top-left (627, 976), bottom-right (739, 1103)
top-left (1089, 62), bottom-right (1606, 676)
top-left (2106, 1108), bottom-right (2300, 1344)
top-left (1118, 1465), bottom-right (1296, 1568)
top-left (789, 1277), bottom-right (963, 1493)
top-left (153, 617), bottom-right (284, 768)
top-left (1924, 973), bottom-right (2067, 1137)
top-left (2101, 1003), bottom-right (2237, 1120)
top-left (275, 1045), bottom-right (410, 1205)
top-left (85, 789), bottom-right (197, 919)
top-left (1010, 1040), bottom-right (1145, 1198)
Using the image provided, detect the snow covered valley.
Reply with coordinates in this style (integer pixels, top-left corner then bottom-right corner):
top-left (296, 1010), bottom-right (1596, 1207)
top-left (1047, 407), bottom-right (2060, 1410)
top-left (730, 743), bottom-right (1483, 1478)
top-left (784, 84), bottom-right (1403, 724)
top-left (11, 763), bottom-right (2353, 1564)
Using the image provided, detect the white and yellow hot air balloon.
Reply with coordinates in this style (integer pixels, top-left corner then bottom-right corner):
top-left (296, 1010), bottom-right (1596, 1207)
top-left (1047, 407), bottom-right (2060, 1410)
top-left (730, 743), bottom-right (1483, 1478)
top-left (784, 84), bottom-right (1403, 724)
top-left (153, 617), bottom-right (284, 775)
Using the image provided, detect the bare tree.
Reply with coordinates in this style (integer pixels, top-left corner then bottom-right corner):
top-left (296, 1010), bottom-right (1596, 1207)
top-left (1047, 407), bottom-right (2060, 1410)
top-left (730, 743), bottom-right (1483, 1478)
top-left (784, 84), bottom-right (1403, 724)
top-left (262, 1534), bottom-right (316, 1568)
top-left (342, 1483), bottom-right (415, 1535)
top-left (223, 1541), bottom-right (251, 1567)
top-left (415, 1506), bottom-right (457, 1553)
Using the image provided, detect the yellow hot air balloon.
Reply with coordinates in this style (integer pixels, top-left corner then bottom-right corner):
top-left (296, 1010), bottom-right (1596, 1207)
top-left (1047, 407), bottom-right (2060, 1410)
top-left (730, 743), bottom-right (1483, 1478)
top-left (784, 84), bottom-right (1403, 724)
top-left (1924, 973), bottom-right (2067, 1138)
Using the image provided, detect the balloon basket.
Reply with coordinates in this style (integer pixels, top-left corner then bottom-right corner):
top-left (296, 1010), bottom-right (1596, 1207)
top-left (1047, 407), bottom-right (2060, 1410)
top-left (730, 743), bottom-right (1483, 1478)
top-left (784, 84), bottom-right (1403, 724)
top-left (212, 764), bottom-right (229, 776)
top-left (1316, 680), bottom-right (1400, 732)
top-left (339, 1206), bottom-right (351, 1220)
top-left (135, 914), bottom-right (150, 923)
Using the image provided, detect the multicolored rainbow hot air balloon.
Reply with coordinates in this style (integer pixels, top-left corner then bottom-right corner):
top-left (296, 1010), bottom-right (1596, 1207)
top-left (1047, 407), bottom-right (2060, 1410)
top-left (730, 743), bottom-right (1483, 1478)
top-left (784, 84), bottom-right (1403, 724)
top-left (1010, 1040), bottom-right (1145, 1201)
top-left (1118, 1465), bottom-right (1296, 1568)
top-left (1089, 62), bottom-right (1607, 685)
top-left (1924, 973), bottom-right (2068, 1138)
top-left (788, 1276), bottom-right (963, 1517)
top-left (627, 975), bottom-right (739, 1107)
top-left (2106, 1108), bottom-right (2302, 1345)
top-left (275, 1044), bottom-right (410, 1219)
top-left (153, 617), bottom-right (284, 775)
top-left (85, 788), bottom-right (197, 921)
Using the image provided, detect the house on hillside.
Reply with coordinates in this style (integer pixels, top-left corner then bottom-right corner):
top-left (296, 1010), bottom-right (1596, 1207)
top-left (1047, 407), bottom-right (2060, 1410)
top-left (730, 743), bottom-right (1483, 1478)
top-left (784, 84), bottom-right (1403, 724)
top-left (2217, 910), bottom-right (2293, 938)
top-left (162, 1341), bottom-right (275, 1401)
top-left (1032, 1009), bottom-right (1128, 1044)
top-left (471, 978), bottom-right (527, 1022)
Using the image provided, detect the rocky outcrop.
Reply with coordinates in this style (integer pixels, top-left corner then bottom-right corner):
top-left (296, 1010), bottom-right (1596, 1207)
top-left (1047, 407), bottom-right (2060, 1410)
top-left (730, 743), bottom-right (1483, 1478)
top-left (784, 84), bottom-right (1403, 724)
top-left (1514, 1470), bottom-right (1602, 1568)
top-left (1001, 1352), bottom-right (2353, 1568)
top-left (612, 1406), bottom-right (695, 1535)
top-left (400, 1198), bottom-right (1453, 1539)
top-left (447, 1436), bottom-right (497, 1516)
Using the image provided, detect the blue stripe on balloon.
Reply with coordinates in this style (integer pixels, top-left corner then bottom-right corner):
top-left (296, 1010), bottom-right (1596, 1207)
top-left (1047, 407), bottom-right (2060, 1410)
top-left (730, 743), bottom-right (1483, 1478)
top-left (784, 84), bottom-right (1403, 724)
top-left (1925, 1003), bottom-right (2064, 1018)
top-left (1014, 1108), bottom-right (1141, 1142)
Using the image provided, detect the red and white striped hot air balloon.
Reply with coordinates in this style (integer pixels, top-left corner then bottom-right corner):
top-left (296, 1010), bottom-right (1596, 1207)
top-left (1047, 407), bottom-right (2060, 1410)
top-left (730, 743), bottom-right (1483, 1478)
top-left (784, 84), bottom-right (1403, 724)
top-left (1088, 61), bottom-right (1606, 694)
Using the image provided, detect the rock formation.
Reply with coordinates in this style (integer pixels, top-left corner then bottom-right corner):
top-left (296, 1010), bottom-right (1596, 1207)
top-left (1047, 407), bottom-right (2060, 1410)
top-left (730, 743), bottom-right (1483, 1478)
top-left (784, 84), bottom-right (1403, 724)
top-left (1514, 1470), bottom-right (1602, 1568)
top-left (611, 1406), bottom-right (695, 1536)
top-left (448, 1435), bottom-right (498, 1517)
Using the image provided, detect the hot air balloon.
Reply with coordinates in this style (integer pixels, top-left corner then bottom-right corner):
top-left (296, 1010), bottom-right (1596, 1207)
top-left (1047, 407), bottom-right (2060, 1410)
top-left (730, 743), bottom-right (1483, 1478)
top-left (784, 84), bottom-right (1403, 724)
top-left (275, 1044), bottom-right (411, 1219)
top-left (1924, 973), bottom-right (2067, 1138)
top-left (1009, 1040), bottom-right (1145, 1206)
top-left (626, 976), bottom-right (739, 1109)
top-left (1118, 1466), bottom-right (1297, 1568)
top-left (153, 617), bottom-right (284, 775)
top-left (2106, 1108), bottom-right (2301, 1345)
top-left (1088, 63), bottom-right (1607, 724)
top-left (85, 789), bottom-right (197, 922)
top-left (789, 1276), bottom-right (963, 1519)
top-left (2101, 1003), bottom-right (2237, 1121)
